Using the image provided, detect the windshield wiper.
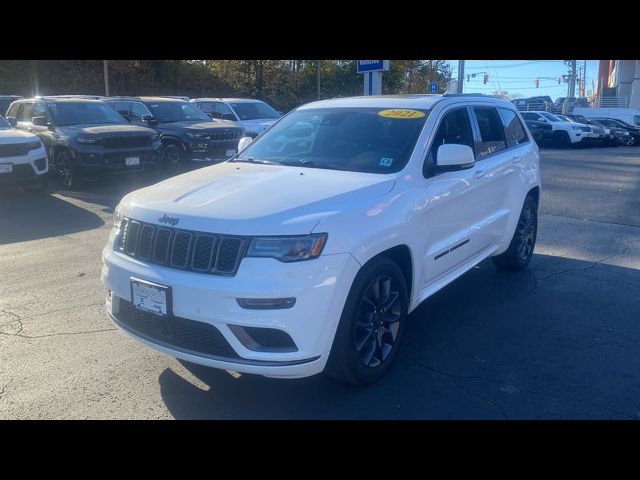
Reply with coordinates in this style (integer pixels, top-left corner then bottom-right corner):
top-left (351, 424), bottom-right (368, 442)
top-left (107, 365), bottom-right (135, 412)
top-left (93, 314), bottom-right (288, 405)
top-left (231, 157), bottom-right (278, 165)
top-left (279, 159), bottom-right (343, 171)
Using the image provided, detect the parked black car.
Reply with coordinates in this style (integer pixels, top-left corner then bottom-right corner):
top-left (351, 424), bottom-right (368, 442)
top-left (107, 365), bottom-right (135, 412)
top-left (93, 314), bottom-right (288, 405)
top-left (5, 97), bottom-right (161, 189)
top-left (105, 97), bottom-right (245, 171)
top-left (582, 118), bottom-right (631, 146)
top-left (592, 117), bottom-right (640, 145)
top-left (524, 119), bottom-right (553, 147)
top-left (1, 95), bottom-right (22, 116)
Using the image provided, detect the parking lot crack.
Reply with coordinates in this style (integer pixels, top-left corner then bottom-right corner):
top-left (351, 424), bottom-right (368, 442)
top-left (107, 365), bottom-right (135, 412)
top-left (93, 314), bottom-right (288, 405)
top-left (404, 357), bottom-right (633, 419)
top-left (528, 247), bottom-right (631, 295)
top-left (0, 327), bottom-right (116, 340)
top-left (404, 357), bottom-right (509, 419)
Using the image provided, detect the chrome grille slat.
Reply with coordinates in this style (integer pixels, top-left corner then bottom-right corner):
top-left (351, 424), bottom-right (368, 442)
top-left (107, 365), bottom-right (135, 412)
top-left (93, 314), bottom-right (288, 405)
top-left (118, 217), bottom-right (245, 276)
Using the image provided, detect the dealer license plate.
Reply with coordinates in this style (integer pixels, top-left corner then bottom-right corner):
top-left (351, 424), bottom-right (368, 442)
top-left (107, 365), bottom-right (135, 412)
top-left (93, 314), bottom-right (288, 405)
top-left (130, 278), bottom-right (171, 317)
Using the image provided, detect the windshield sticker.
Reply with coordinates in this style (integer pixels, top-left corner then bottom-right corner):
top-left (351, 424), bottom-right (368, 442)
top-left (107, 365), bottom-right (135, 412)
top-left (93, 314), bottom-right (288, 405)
top-left (380, 157), bottom-right (394, 167)
top-left (378, 109), bottom-right (425, 119)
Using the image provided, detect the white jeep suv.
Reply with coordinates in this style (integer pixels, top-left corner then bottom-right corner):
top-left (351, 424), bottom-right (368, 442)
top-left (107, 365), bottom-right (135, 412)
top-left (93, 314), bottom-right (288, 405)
top-left (520, 111), bottom-right (602, 148)
top-left (0, 114), bottom-right (48, 192)
top-left (102, 94), bottom-right (540, 384)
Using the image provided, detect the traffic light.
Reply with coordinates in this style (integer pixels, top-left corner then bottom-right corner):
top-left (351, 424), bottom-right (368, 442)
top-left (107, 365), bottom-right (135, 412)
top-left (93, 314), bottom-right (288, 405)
top-left (557, 76), bottom-right (562, 84)
top-left (534, 79), bottom-right (539, 88)
top-left (483, 74), bottom-right (488, 84)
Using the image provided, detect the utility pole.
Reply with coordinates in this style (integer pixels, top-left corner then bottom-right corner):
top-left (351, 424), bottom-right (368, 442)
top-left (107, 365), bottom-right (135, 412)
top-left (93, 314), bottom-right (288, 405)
top-left (103, 60), bottom-right (110, 97)
top-left (316, 60), bottom-right (321, 100)
top-left (457, 60), bottom-right (465, 94)
top-left (568, 60), bottom-right (577, 99)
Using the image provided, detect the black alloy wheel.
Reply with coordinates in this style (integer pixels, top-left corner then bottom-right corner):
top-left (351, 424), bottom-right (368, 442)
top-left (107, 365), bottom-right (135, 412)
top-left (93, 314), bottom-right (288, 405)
top-left (355, 275), bottom-right (402, 368)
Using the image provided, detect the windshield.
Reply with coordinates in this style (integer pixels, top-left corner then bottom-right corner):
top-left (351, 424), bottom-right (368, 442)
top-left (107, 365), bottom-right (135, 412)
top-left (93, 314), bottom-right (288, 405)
top-left (556, 115), bottom-right (572, 122)
top-left (146, 101), bottom-right (210, 123)
top-left (0, 115), bottom-right (10, 129)
top-left (48, 102), bottom-right (126, 126)
top-left (540, 112), bottom-right (561, 122)
top-left (229, 101), bottom-right (280, 120)
top-left (236, 107), bottom-right (429, 174)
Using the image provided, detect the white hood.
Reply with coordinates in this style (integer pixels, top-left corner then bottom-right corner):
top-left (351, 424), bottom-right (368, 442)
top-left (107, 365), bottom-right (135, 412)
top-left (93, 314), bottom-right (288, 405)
top-left (119, 162), bottom-right (396, 236)
top-left (0, 128), bottom-right (39, 143)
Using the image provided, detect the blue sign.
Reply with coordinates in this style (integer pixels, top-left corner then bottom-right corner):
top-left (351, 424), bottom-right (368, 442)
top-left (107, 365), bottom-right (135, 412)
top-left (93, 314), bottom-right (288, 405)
top-left (429, 81), bottom-right (438, 94)
top-left (357, 60), bottom-right (388, 73)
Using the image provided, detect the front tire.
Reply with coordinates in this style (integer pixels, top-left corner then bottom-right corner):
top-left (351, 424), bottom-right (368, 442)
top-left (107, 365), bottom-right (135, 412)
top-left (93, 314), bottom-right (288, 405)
top-left (492, 195), bottom-right (538, 271)
top-left (553, 131), bottom-right (571, 149)
top-left (326, 257), bottom-right (408, 384)
top-left (56, 150), bottom-right (82, 190)
top-left (161, 143), bottom-right (186, 175)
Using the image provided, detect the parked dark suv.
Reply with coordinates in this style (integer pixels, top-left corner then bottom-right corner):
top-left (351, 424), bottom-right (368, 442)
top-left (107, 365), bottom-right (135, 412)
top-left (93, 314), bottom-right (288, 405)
top-left (5, 97), bottom-right (161, 189)
top-left (105, 97), bottom-right (245, 171)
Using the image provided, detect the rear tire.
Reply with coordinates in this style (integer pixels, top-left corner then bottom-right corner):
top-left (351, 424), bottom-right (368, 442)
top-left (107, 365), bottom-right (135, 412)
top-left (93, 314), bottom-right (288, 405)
top-left (325, 257), bottom-right (408, 385)
top-left (492, 195), bottom-right (538, 271)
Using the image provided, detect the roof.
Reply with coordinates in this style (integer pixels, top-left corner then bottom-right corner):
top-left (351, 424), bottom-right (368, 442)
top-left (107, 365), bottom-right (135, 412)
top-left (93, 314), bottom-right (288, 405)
top-left (297, 94), bottom-right (514, 110)
top-left (191, 98), bottom-right (268, 104)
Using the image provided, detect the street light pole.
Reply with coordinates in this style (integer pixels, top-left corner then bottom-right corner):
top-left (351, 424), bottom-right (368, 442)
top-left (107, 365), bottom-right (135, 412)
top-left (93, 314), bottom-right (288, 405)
top-left (103, 60), bottom-right (110, 97)
top-left (457, 60), bottom-right (465, 94)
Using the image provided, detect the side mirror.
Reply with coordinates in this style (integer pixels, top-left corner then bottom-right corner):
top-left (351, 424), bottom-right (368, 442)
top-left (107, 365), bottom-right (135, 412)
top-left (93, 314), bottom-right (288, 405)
top-left (206, 113), bottom-right (214, 120)
top-left (436, 144), bottom-right (475, 170)
top-left (238, 136), bottom-right (254, 151)
top-left (6, 116), bottom-right (17, 127)
top-left (537, 117), bottom-right (546, 122)
top-left (222, 113), bottom-right (236, 121)
top-left (32, 116), bottom-right (49, 127)
top-left (142, 115), bottom-right (157, 126)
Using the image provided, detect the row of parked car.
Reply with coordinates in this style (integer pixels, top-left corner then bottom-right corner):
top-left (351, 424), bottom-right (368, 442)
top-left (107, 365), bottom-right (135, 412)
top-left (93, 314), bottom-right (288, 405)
top-left (520, 110), bottom-right (640, 149)
top-left (0, 94), bottom-right (282, 191)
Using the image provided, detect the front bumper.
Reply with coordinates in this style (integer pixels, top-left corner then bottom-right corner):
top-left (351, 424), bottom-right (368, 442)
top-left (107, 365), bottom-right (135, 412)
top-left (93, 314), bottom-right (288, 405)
top-left (0, 148), bottom-right (48, 187)
top-left (72, 142), bottom-right (161, 175)
top-left (101, 243), bottom-right (360, 378)
top-left (185, 140), bottom-right (239, 163)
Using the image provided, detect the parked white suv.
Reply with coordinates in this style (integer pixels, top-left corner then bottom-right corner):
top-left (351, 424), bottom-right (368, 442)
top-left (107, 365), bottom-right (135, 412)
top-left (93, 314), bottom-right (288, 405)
top-left (520, 111), bottom-right (603, 148)
top-left (190, 98), bottom-right (281, 138)
top-left (102, 94), bottom-right (541, 384)
top-left (0, 114), bottom-right (48, 192)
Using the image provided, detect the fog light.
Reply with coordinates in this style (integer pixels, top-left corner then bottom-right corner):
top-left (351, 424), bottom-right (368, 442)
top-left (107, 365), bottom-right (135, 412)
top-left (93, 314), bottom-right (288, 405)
top-left (236, 298), bottom-right (296, 310)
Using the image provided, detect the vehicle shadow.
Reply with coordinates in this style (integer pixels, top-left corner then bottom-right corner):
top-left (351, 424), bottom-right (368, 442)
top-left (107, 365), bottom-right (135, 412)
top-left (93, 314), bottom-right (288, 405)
top-left (158, 253), bottom-right (640, 419)
top-left (0, 186), bottom-right (105, 245)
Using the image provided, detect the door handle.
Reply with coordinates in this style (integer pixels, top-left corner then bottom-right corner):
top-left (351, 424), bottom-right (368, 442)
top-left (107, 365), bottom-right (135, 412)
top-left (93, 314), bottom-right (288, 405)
top-left (473, 169), bottom-right (486, 178)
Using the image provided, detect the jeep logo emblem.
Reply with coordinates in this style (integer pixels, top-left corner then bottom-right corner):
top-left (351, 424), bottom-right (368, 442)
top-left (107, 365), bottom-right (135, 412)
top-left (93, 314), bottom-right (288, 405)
top-left (159, 214), bottom-right (179, 226)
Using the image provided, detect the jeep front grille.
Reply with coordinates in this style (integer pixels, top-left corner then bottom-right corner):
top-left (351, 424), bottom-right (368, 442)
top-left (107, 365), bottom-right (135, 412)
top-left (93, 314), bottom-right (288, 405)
top-left (117, 217), bottom-right (247, 276)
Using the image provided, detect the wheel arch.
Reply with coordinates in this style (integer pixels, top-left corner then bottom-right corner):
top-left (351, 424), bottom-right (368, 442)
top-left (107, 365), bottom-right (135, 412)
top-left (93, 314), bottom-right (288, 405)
top-left (358, 244), bottom-right (414, 305)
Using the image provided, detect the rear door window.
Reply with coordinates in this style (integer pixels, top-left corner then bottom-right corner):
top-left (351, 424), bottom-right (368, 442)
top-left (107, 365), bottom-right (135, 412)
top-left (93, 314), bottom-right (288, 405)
top-left (472, 107), bottom-right (507, 158)
top-left (498, 108), bottom-right (528, 148)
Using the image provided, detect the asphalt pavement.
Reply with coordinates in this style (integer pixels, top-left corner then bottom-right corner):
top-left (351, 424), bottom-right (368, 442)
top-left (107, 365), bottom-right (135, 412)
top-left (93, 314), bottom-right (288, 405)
top-left (1, 146), bottom-right (639, 419)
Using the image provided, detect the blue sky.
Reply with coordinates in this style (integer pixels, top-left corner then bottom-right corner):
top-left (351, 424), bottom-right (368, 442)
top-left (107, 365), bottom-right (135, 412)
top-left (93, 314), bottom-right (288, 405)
top-left (445, 60), bottom-right (598, 100)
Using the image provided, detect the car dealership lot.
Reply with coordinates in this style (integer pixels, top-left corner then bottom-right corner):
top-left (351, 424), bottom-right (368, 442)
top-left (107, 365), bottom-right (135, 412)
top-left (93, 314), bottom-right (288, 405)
top-left (1, 146), bottom-right (639, 419)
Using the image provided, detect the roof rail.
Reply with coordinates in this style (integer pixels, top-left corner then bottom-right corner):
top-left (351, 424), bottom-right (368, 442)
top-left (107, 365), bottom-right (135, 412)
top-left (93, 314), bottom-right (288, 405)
top-left (442, 93), bottom-right (487, 97)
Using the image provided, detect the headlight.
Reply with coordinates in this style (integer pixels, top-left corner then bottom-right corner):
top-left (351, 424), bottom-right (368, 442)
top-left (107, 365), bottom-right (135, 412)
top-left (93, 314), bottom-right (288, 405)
top-left (77, 137), bottom-right (100, 144)
top-left (28, 140), bottom-right (42, 150)
top-left (246, 233), bottom-right (328, 262)
top-left (187, 132), bottom-right (210, 139)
